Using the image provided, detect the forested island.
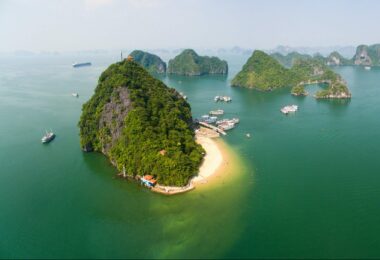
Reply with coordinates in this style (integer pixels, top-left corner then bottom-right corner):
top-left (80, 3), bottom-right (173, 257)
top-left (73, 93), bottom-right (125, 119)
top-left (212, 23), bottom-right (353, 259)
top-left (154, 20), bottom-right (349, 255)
top-left (232, 50), bottom-right (351, 99)
top-left (129, 50), bottom-right (167, 74)
top-left (78, 59), bottom-right (205, 186)
top-left (167, 49), bottom-right (228, 76)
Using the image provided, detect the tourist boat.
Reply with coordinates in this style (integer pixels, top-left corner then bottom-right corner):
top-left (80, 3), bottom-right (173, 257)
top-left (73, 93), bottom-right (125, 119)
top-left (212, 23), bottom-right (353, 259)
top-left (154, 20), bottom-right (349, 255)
top-left (365, 66), bottom-right (371, 70)
top-left (41, 130), bottom-right (55, 143)
top-left (218, 122), bottom-right (235, 131)
top-left (200, 115), bottom-right (218, 124)
top-left (214, 95), bottom-right (232, 102)
top-left (72, 93), bottom-right (79, 97)
top-left (209, 109), bottom-right (224, 115)
top-left (72, 62), bottom-right (92, 68)
top-left (281, 105), bottom-right (298, 115)
top-left (216, 118), bottom-right (239, 125)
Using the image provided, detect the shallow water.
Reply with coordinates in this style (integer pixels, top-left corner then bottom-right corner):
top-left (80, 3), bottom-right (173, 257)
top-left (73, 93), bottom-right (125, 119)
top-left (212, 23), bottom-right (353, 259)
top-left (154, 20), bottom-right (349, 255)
top-left (0, 53), bottom-right (380, 258)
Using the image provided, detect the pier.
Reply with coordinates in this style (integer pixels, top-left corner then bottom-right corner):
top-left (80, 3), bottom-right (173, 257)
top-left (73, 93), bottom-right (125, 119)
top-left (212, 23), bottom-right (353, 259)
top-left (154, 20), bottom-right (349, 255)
top-left (198, 121), bottom-right (227, 135)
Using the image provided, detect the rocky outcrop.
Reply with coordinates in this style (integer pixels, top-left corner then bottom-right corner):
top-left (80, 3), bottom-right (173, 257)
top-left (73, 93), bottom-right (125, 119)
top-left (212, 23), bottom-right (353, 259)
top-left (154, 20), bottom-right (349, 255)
top-left (167, 49), bottom-right (228, 76)
top-left (353, 44), bottom-right (380, 66)
top-left (129, 50), bottom-right (166, 74)
top-left (326, 51), bottom-right (352, 66)
top-left (98, 87), bottom-right (132, 153)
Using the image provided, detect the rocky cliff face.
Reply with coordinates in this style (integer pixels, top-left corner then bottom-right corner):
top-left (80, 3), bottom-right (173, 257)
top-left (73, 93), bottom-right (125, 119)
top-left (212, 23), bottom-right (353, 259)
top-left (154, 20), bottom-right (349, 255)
top-left (167, 49), bottom-right (228, 76)
top-left (129, 50), bottom-right (166, 74)
top-left (353, 44), bottom-right (380, 66)
top-left (98, 87), bottom-right (132, 153)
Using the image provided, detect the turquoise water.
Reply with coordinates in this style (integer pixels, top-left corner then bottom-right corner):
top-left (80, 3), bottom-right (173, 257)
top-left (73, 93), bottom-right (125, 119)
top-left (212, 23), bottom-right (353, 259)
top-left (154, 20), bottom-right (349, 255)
top-left (1, 53), bottom-right (380, 258)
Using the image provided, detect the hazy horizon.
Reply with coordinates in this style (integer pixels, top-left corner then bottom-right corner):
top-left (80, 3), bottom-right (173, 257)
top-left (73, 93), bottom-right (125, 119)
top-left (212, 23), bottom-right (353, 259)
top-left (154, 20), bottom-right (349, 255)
top-left (1, 0), bottom-right (379, 53)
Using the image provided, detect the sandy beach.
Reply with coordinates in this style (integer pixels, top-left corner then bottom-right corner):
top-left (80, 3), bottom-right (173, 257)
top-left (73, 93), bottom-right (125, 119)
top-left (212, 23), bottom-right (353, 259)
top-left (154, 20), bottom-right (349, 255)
top-left (191, 136), bottom-right (224, 184)
top-left (152, 129), bottom-right (232, 195)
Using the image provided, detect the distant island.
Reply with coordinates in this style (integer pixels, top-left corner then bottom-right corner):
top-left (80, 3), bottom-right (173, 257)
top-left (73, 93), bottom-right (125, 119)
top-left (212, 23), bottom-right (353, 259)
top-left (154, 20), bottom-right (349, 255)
top-left (232, 50), bottom-right (351, 99)
top-left (167, 49), bottom-right (228, 76)
top-left (78, 59), bottom-right (205, 187)
top-left (129, 50), bottom-right (166, 74)
top-left (271, 43), bottom-right (380, 68)
top-left (353, 44), bottom-right (380, 66)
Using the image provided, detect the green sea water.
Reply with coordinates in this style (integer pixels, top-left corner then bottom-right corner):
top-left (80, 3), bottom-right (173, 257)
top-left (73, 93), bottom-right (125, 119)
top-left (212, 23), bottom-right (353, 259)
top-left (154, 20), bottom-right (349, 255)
top-left (1, 53), bottom-right (380, 258)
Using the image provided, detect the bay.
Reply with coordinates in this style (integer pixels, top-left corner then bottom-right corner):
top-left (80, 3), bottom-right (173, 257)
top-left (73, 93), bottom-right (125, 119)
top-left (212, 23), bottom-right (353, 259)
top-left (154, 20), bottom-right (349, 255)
top-left (0, 53), bottom-right (380, 258)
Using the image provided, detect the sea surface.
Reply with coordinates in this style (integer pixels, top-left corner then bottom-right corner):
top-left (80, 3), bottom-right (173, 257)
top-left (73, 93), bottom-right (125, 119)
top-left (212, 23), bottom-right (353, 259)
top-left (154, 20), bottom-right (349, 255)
top-left (1, 52), bottom-right (380, 258)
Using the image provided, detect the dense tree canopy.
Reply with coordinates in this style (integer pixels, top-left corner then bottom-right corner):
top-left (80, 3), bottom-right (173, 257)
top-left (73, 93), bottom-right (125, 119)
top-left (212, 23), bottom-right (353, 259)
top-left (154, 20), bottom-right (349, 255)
top-left (167, 49), bottom-right (228, 76)
top-left (232, 50), bottom-right (351, 98)
top-left (79, 60), bottom-right (204, 186)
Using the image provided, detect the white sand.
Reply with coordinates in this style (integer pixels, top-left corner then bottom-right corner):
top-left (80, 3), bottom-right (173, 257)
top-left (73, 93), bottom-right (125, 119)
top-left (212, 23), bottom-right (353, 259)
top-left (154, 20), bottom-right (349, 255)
top-left (192, 136), bottom-right (223, 184)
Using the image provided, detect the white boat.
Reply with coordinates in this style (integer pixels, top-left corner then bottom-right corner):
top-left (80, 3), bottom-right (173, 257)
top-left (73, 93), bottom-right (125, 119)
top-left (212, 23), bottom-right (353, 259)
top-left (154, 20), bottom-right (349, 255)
top-left (365, 66), bottom-right (371, 70)
top-left (214, 95), bottom-right (232, 102)
top-left (218, 122), bottom-right (235, 131)
top-left (72, 93), bottom-right (79, 97)
top-left (41, 130), bottom-right (55, 143)
top-left (209, 109), bottom-right (224, 115)
top-left (246, 133), bottom-right (251, 138)
top-left (216, 118), bottom-right (239, 125)
top-left (281, 105), bottom-right (298, 115)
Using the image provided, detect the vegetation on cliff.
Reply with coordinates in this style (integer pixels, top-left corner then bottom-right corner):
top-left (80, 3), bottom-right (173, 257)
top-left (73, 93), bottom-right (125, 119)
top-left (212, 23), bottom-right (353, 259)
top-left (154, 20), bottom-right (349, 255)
top-left (231, 50), bottom-right (294, 91)
top-left (167, 49), bottom-right (228, 76)
top-left (79, 60), bottom-right (204, 186)
top-left (271, 52), bottom-right (312, 68)
top-left (129, 50), bottom-right (166, 74)
top-left (232, 50), bottom-right (351, 98)
top-left (353, 44), bottom-right (380, 66)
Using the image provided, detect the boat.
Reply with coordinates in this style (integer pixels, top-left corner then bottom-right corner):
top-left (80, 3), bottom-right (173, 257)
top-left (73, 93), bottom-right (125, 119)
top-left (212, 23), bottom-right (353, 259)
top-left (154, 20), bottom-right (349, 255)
top-left (216, 118), bottom-right (239, 125)
top-left (209, 109), bottom-right (224, 115)
top-left (72, 93), bottom-right (79, 97)
top-left (365, 66), bottom-right (371, 70)
top-left (200, 115), bottom-right (218, 124)
top-left (218, 122), bottom-right (235, 131)
top-left (41, 130), bottom-right (55, 143)
top-left (281, 105), bottom-right (298, 115)
top-left (72, 62), bottom-right (92, 68)
top-left (214, 95), bottom-right (232, 102)
top-left (246, 133), bottom-right (251, 138)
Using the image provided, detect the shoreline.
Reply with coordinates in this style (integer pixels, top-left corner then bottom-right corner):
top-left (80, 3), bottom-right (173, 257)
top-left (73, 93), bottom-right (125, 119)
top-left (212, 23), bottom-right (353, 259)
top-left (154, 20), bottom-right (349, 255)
top-left (151, 130), bottom-right (230, 195)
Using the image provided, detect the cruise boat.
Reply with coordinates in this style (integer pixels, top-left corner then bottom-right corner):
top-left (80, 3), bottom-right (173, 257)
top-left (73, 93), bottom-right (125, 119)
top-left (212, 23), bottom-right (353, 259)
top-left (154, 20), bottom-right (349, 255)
top-left (41, 130), bottom-right (55, 143)
top-left (216, 118), bottom-right (239, 125)
top-left (281, 105), bottom-right (298, 114)
top-left (218, 122), bottom-right (235, 131)
top-left (200, 115), bottom-right (218, 124)
top-left (209, 109), bottom-right (224, 115)
top-left (72, 62), bottom-right (92, 68)
top-left (214, 95), bottom-right (232, 102)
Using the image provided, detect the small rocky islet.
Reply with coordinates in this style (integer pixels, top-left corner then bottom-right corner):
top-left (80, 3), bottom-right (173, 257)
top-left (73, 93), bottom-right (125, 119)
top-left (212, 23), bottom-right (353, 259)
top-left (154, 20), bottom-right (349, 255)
top-left (167, 49), bottom-right (228, 76)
